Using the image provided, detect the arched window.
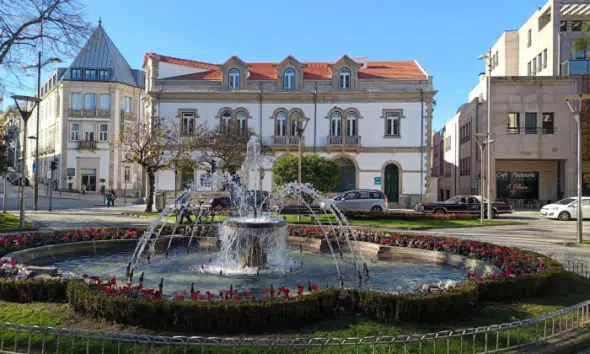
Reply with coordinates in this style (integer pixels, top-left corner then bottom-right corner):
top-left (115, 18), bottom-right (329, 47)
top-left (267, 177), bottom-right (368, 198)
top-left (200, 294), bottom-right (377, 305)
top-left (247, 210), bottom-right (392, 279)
top-left (236, 111), bottom-right (247, 134)
top-left (346, 111), bottom-right (357, 136)
top-left (229, 69), bottom-right (240, 89)
top-left (339, 68), bottom-right (351, 89)
top-left (283, 68), bottom-right (295, 89)
top-left (221, 110), bottom-right (232, 130)
top-left (330, 112), bottom-right (342, 136)
top-left (275, 111), bottom-right (287, 136)
top-left (290, 111), bottom-right (301, 136)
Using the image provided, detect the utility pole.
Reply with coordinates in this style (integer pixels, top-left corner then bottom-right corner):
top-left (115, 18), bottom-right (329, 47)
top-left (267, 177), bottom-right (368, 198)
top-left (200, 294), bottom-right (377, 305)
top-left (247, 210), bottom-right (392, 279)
top-left (486, 48), bottom-right (493, 220)
top-left (34, 51), bottom-right (41, 211)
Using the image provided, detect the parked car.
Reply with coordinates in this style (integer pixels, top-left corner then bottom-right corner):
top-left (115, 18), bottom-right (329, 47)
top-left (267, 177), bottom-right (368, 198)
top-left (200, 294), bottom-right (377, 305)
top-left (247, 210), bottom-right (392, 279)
top-left (540, 197), bottom-right (590, 221)
top-left (209, 196), bottom-right (231, 210)
top-left (320, 189), bottom-right (388, 212)
top-left (415, 195), bottom-right (513, 218)
top-left (210, 191), bottom-right (270, 211)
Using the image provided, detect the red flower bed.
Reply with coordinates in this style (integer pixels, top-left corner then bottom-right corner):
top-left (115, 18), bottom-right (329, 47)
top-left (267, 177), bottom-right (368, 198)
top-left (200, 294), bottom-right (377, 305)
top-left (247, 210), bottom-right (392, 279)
top-left (288, 225), bottom-right (545, 278)
top-left (0, 228), bottom-right (141, 257)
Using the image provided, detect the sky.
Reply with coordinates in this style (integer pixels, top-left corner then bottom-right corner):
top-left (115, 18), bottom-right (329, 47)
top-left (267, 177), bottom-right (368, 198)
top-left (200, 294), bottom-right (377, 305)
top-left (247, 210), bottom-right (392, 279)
top-left (4, 0), bottom-right (546, 131)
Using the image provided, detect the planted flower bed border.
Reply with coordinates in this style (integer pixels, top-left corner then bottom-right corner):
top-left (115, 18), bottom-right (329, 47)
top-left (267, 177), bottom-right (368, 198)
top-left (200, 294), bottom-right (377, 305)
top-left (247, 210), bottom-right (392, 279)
top-left (340, 211), bottom-right (477, 221)
top-left (0, 226), bottom-right (565, 334)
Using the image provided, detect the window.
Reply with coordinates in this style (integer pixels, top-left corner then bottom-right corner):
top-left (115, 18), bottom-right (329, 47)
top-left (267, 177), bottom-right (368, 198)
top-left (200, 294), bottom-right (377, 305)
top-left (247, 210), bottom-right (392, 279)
top-left (99, 124), bottom-right (108, 141)
top-left (460, 157), bottom-right (471, 176)
top-left (70, 123), bottom-right (80, 141)
top-left (99, 94), bottom-right (110, 111)
top-left (83, 124), bottom-right (96, 141)
top-left (445, 136), bottom-right (451, 151)
top-left (229, 69), bottom-right (240, 89)
top-left (444, 162), bottom-right (451, 177)
top-left (181, 112), bottom-right (195, 134)
top-left (339, 68), bottom-right (351, 89)
top-left (385, 112), bottom-right (400, 136)
top-left (99, 70), bottom-right (110, 81)
top-left (275, 111), bottom-right (287, 136)
top-left (532, 58), bottom-right (537, 75)
top-left (85, 94), bottom-right (96, 110)
top-left (124, 166), bottom-right (131, 182)
top-left (72, 94), bottom-right (82, 110)
top-left (525, 112), bottom-right (537, 134)
top-left (200, 173), bottom-right (211, 187)
top-left (84, 69), bottom-right (96, 80)
top-left (572, 21), bottom-right (583, 31)
top-left (236, 111), bottom-right (247, 134)
top-left (460, 122), bottom-right (471, 144)
top-left (527, 29), bottom-right (532, 46)
top-left (527, 62), bottom-right (532, 76)
top-left (543, 49), bottom-right (547, 68)
top-left (221, 111), bottom-right (232, 130)
top-left (290, 111), bottom-right (301, 136)
top-left (330, 112), bottom-right (342, 136)
top-left (542, 113), bottom-right (554, 134)
top-left (71, 69), bottom-right (82, 80)
top-left (124, 97), bottom-right (132, 113)
top-left (537, 54), bottom-right (542, 72)
top-left (576, 50), bottom-right (586, 59)
top-left (495, 51), bottom-right (499, 68)
top-left (346, 112), bottom-right (357, 136)
top-left (560, 21), bottom-right (567, 32)
top-left (283, 68), bottom-right (295, 89)
top-left (508, 113), bottom-right (520, 134)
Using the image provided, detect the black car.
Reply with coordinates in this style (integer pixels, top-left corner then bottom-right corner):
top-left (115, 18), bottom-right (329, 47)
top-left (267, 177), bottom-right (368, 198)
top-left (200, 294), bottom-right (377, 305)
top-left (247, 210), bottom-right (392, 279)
top-left (209, 191), bottom-right (270, 211)
top-left (415, 195), bottom-right (513, 218)
top-left (209, 196), bottom-right (231, 210)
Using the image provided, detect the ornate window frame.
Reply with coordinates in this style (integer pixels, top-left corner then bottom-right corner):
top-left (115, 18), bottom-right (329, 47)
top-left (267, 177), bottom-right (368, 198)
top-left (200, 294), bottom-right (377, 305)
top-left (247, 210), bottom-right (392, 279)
top-left (326, 107), bottom-right (361, 136)
top-left (275, 56), bottom-right (305, 91)
top-left (380, 108), bottom-right (404, 138)
top-left (329, 55), bottom-right (361, 90)
top-left (219, 56), bottom-right (250, 89)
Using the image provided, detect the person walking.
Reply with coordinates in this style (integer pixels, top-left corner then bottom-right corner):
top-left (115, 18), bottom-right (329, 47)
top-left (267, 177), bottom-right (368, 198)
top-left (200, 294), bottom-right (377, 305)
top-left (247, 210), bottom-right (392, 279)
top-left (176, 183), bottom-right (193, 224)
top-left (106, 187), bottom-right (116, 207)
top-left (82, 184), bottom-right (86, 195)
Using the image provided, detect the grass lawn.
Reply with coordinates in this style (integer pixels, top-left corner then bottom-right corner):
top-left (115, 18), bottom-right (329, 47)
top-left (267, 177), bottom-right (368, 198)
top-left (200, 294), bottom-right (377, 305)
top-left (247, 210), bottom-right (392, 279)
top-left (0, 273), bottom-right (588, 353)
top-left (0, 212), bottom-right (34, 233)
top-left (126, 211), bottom-right (520, 229)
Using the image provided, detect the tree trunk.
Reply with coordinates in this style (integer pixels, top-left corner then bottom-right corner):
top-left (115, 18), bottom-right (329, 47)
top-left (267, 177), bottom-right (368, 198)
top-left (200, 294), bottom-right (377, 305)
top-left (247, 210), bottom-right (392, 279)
top-left (146, 169), bottom-right (156, 213)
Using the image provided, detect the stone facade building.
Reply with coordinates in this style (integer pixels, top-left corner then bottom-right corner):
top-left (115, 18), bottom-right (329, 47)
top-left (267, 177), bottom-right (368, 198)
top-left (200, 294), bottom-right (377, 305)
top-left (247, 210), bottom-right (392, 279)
top-left (142, 53), bottom-right (436, 207)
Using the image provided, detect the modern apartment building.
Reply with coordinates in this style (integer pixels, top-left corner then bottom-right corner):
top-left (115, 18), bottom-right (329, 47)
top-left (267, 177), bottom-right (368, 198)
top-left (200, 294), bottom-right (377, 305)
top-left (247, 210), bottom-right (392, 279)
top-left (19, 21), bottom-right (144, 196)
top-left (433, 0), bottom-right (586, 206)
top-left (142, 53), bottom-right (436, 206)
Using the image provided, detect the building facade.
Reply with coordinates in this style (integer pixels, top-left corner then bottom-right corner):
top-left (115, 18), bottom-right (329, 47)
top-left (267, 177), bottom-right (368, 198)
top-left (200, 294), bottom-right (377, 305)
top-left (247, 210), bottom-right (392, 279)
top-left (143, 54), bottom-right (436, 206)
top-left (19, 22), bottom-right (144, 196)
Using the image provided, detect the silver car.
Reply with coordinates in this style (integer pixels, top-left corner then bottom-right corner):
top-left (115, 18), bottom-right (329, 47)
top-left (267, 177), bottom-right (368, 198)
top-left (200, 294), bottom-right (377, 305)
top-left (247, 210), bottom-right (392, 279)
top-left (321, 189), bottom-right (389, 212)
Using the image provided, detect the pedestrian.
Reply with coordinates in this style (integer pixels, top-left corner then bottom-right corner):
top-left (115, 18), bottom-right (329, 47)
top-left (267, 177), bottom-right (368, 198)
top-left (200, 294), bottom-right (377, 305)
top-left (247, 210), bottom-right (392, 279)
top-left (82, 184), bottom-right (86, 195)
top-left (106, 187), bottom-right (116, 207)
top-left (176, 183), bottom-right (193, 224)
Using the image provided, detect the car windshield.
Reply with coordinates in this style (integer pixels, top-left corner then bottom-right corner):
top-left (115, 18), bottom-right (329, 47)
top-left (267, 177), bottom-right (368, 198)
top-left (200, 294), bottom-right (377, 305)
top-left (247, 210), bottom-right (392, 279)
top-left (446, 196), bottom-right (462, 203)
top-left (555, 198), bottom-right (576, 205)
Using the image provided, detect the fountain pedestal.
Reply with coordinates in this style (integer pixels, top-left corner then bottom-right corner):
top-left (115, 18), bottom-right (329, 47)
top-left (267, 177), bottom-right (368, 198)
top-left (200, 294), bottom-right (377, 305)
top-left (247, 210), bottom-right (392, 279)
top-left (241, 236), bottom-right (267, 268)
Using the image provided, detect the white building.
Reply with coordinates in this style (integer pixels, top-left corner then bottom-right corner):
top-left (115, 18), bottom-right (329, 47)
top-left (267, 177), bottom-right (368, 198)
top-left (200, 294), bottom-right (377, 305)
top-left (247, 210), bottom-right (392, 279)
top-left (20, 21), bottom-right (144, 196)
top-left (142, 54), bottom-right (436, 207)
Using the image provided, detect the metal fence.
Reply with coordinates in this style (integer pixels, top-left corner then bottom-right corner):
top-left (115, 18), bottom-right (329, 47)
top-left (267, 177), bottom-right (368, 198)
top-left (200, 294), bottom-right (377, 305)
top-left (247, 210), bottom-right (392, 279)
top-left (0, 257), bottom-right (589, 354)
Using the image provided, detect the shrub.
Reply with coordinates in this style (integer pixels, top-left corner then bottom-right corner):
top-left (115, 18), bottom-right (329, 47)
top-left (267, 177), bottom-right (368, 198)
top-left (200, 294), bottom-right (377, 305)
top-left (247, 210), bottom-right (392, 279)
top-left (273, 155), bottom-right (339, 193)
top-left (0, 278), bottom-right (66, 302)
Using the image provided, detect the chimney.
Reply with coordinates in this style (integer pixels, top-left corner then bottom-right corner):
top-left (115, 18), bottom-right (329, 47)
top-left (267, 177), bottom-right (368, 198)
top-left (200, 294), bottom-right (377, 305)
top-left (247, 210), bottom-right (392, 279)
top-left (352, 57), bottom-right (369, 69)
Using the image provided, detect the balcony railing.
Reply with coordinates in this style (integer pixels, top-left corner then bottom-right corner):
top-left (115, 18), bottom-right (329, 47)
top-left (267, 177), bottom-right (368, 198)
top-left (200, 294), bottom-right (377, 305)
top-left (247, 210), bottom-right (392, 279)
top-left (68, 109), bottom-right (83, 118)
top-left (78, 140), bottom-right (97, 150)
top-left (507, 127), bottom-right (556, 134)
top-left (97, 109), bottom-right (110, 118)
top-left (272, 136), bottom-right (300, 149)
top-left (123, 112), bottom-right (137, 120)
top-left (561, 60), bottom-right (590, 76)
top-left (327, 136), bottom-right (362, 149)
top-left (68, 108), bottom-right (110, 118)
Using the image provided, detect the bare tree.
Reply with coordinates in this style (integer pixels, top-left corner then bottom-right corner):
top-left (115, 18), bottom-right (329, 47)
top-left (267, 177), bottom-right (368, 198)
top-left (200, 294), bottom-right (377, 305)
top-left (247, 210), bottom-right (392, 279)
top-left (112, 117), bottom-right (209, 212)
top-left (200, 125), bottom-right (270, 173)
top-left (0, 0), bottom-right (92, 94)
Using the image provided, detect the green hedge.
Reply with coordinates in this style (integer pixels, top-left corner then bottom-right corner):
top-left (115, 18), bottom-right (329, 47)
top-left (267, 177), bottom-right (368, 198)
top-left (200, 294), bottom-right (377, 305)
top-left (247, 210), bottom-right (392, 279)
top-left (0, 278), bottom-right (67, 302)
top-left (67, 281), bottom-right (340, 334)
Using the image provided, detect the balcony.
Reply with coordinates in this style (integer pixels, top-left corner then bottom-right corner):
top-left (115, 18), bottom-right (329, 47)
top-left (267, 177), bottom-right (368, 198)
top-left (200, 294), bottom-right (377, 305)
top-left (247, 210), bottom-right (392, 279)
top-left (68, 109), bottom-right (110, 118)
top-left (271, 136), bottom-right (301, 151)
top-left (506, 127), bottom-right (557, 134)
top-left (68, 109), bottom-right (83, 118)
top-left (123, 112), bottom-right (137, 121)
top-left (97, 109), bottom-right (111, 118)
top-left (561, 60), bottom-right (590, 76)
top-left (327, 136), bottom-right (362, 151)
top-left (78, 140), bottom-right (97, 150)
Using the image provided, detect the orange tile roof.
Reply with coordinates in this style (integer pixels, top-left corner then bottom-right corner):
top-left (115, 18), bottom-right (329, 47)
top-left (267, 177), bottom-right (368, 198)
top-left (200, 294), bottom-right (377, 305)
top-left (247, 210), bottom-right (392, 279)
top-left (145, 53), bottom-right (428, 81)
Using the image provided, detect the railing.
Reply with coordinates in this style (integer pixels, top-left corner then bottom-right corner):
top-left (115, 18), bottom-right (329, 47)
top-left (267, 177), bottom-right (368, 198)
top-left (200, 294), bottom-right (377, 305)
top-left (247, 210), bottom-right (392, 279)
top-left (68, 109), bottom-right (82, 118)
top-left (97, 109), bottom-right (110, 118)
top-left (123, 111), bottom-right (137, 120)
top-left (507, 127), bottom-right (556, 134)
top-left (68, 109), bottom-right (111, 118)
top-left (82, 109), bottom-right (96, 118)
top-left (561, 59), bottom-right (590, 76)
top-left (78, 140), bottom-right (97, 150)
top-left (327, 135), bottom-right (362, 147)
top-left (272, 135), bottom-right (300, 147)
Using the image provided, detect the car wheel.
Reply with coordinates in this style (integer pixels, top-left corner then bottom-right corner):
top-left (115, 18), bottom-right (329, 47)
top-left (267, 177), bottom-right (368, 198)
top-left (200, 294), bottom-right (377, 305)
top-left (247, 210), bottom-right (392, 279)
top-left (371, 206), bottom-right (383, 212)
top-left (434, 208), bottom-right (446, 215)
top-left (558, 211), bottom-right (571, 221)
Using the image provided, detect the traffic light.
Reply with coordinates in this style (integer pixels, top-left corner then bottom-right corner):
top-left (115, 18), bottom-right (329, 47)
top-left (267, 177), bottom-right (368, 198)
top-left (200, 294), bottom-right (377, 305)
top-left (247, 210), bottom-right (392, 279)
top-left (210, 160), bottom-right (217, 173)
top-left (50, 160), bottom-right (58, 171)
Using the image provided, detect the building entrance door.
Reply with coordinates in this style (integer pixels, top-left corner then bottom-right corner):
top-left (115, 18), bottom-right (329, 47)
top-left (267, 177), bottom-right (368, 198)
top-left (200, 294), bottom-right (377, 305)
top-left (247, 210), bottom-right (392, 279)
top-left (384, 164), bottom-right (399, 203)
top-left (81, 169), bottom-right (97, 192)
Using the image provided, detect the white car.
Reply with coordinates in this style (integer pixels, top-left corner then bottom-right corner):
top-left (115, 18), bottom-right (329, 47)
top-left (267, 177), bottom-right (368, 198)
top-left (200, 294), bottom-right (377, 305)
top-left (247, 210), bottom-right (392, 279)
top-left (540, 197), bottom-right (590, 221)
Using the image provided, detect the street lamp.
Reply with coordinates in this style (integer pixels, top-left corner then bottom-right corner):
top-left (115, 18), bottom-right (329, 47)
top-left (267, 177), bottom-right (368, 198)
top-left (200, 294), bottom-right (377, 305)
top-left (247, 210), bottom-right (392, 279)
top-left (11, 95), bottom-right (40, 228)
top-left (293, 116), bottom-right (310, 217)
top-left (564, 94), bottom-right (590, 244)
top-left (23, 54), bottom-right (62, 212)
top-left (473, 133), bottom-right (494, 224)
top-left (478, 49), bottom-right (493, 220)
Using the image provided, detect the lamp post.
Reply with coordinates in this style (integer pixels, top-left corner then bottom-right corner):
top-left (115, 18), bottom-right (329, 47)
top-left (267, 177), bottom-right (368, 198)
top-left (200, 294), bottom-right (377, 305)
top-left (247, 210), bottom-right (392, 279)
top-left (23, 54), bottom-right (62, 211)
top-left (478, 49), bottom-right (493, 219)
top-left (564, 94), bottom-right (590, 244)
top-left (293, 116), bottom-right (310, 217)
top-left (11, 95), bottom-right (40, 228)
top-left (473, 133), bottom-right (494, 224)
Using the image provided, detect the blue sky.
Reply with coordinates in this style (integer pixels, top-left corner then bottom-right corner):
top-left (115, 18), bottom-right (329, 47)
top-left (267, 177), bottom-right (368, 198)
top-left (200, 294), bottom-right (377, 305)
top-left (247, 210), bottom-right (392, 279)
top-left (5, 0), bottom-right (545, 131)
